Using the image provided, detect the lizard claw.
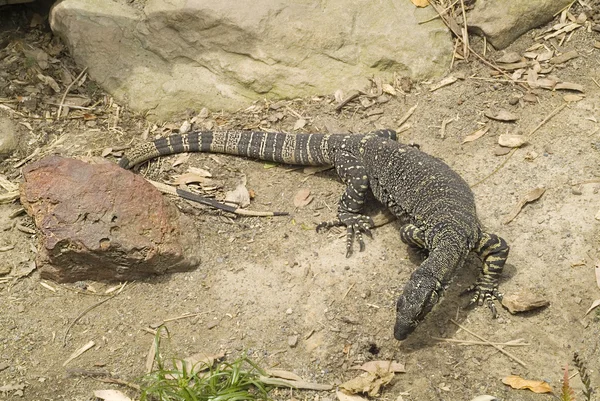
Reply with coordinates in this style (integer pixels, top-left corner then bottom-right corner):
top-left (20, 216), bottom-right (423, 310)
top-left (317, 213), bottom-right (374, 257)
top-left (462, 276), bottom-right (502, 318)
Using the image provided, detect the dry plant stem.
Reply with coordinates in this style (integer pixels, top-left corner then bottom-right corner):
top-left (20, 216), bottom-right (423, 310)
top-left (57, 67), bottom-right (88, 120)
top-left (472, 103), bottom-right (567, 188)
top-left (450, 319), bottom-right (527, 367)
top-left (592, 78), bottom-right (600, 89)
top-left (63, 285), bottom-right (126, 346)
top-left (431, 336), bottom-right (530, 346)
top-left (459, 0), bottom-right (469, 60)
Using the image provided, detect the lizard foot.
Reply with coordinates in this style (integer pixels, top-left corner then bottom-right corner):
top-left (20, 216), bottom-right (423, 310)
top-left (462, 276), bottom-right (502, 318)
top-left (316, 213), bottom-right (373, 257)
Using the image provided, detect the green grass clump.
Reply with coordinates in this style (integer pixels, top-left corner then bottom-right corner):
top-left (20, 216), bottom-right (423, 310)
top-left (140, 328), bottom-right (272, 401)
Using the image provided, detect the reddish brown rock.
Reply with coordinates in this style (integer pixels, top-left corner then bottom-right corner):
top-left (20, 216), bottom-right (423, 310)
top-left (20, 156), bottom-right (201, 282)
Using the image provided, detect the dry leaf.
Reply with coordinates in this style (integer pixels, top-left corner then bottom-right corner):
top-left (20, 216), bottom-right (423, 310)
top-left (485, 110), bottom-right (518, 122)
top-left (293, 188), bottom-right (313, 208)
top-left (340, 371), bottom-right (395, 397)
top-left (63, 340), bottom-right (95, 366)
top-left (585, 299), bottom-right (600, 315)
top-left (496, 52), bottom-right (521, 64)
top-left (294, 118), bottom-right (307, 130)
top-left (549, 50), bottom-right (579, 64)
top-left (172, 153), bottom-right (190, 167)
top-left (224, 179), bottom-right (251, 208)
top-left (502, 375), bottom-right (552, 393)
top-left (350, 360), bottom-right (405, 373)
top-left (429, 76), bottom-right (457, 92)
top-left (410, 0), bottom-right (429, 7)
top-left (470, 396), bottom-right (499, 401)
top-left (501, 291), bottom-right (550, 314)
top-left (462, 127), bottom-right (489, 144)
top-left (555, 82), bottom-right (585, 92)
top-left (336, 390), bottom-right (368, 401)
top-left (503, 187), bottom-right (545, 224)
top-left (382, 83), bottom-right (396, 96)
top-left (173, 172), bottom-right (213, 186)
top-left (94, 389), bottom-right (133, 401)
top-left (174, 351), bottom-right (225, 376)
top-left (265, 369), bottom-right (303, 381)
top-left (101, 147), bottom-right (113, 158)
top-left (563, 94), bottom-right (583, 102)
top-left (188, 166), bottom-right (212, 177)
top-left (498, 134), bottom-right (527, 148)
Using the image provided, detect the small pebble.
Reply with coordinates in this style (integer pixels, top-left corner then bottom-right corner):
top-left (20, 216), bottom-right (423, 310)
top-left (285, 308), bottom-right (293, 315)
top-left (571, 187), bottom-right (582, 195)
top-left (288, 335), bottom-right (298, 347)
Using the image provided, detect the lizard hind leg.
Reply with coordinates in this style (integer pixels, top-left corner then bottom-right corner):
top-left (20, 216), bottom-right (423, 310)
top-left (400, 224), bottom-right (429, 259)
top-left (316, 151), bottom-right (373, 258)
top-left (465, 232), bottom-right (509, 317)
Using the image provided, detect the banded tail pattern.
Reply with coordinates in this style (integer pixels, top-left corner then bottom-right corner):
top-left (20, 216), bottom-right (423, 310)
top-left (119, 130), bottom-right (334, 169)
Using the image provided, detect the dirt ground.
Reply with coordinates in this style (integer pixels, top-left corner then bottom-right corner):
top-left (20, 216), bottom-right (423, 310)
top-left (0, 3), bottom-right (599, 401)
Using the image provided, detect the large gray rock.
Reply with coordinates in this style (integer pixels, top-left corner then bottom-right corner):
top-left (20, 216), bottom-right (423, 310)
top-left (20, 156), bottom-right (201, 282)
top-left (468, 0), bottom-right (573, 50)
top-left (49, 0), bottom-right (452, 119)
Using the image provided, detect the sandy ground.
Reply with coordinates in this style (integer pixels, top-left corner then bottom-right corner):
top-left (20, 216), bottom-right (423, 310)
top-left (0, 3), bottom-right (599, 401)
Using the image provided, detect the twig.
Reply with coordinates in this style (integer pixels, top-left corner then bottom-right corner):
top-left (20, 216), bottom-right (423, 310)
top-left (459, 0), bottom-right (469, 60)
top-left (57, 67), bottom-right (88, 120)
top-left (472, 103), bottom-right (567, 187)
top-left (592, 78), bottom-right (600, 90)
top-left (63, 283), bottom-right (127, 346)
top-left (334, 90), bottom-right (361, 112)
top-left (431, 336), bottom-right (530, 346)
top-left (397, 104), bottom-right (418, 127)
top-left (147, 179), bottom-right (289, 217)
top-left (342, 282), bottom-right (355, 300)
top-left (450, 319), bottom-right (527, 367)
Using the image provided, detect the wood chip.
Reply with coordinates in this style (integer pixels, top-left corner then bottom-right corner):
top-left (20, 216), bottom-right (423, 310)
top-left (503, 187), bottom-right (545, 224)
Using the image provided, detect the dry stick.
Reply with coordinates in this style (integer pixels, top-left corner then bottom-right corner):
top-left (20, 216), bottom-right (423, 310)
top-left (592, 77), bottom-right (600, 90)
top-left (472, 103), bottom-right (567, 188)
top-left (431, 336), bottom-right (530, 346)
top-left (450, 319), bottom-right (527, 367)
top-left (63, 291), bottom-right (119, 346)
top-left (459, 0), bottom-right (469, 60)
top-left (147, 179), bottom-right (288, 217)
top-left (57, 67), bottom-right (88, 120)
top-left (427, 1), bottom-right (528, 90)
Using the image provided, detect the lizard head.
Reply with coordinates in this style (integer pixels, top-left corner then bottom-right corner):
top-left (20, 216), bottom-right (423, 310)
top-left (394, 271), bottom-right (443, 340)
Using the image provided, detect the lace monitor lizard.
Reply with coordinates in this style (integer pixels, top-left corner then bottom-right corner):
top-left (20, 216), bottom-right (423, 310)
top-left (119, 129), bottom-right (509, 340)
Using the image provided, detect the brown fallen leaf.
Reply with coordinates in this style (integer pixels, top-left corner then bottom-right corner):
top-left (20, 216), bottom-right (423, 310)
top-left (549, 50), bottom-right (579, 64)
top-left (503, 187), bottom-right (545, 224)
top-left (485, 110), bottom-right (518, 122)
top-left (172, 153), bottom-right (190, 167)
top-left (294, 118), bottom-right (307, 130)
top-left (502, 375), bottom-right (552, 393)
top-left (340, 371), bottom-right (395, 397)
top-left (173, 172), bottom-right (213, 186)
top-left (462, 126), bottom-right (489, 144)
top-left (101, 147), bottom-right (113, 157)
top-left (498, 134), bottom-right (527, 148)
top-left (410, 0), bottom-right (429, 7)
top-left (501, 291), bottom-right (550, 314)
top-left (585, 299), bottom-right (600, 315)
top-left (93, 389), bottom-right (132, 401)
top-left (293, 188), bottom-right (313, 208)
top-left (349, 360), bottom-right (405, 373)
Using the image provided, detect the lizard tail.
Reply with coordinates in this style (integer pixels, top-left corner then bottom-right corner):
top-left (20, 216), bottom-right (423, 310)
top-left (119, 130), bottom-right (332, 169)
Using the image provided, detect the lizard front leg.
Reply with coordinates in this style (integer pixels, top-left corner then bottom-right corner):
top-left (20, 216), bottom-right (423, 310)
top-left (316, 151), bottom-right (372, 257)
top-left (465, 232), bottom-right (509, 317)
